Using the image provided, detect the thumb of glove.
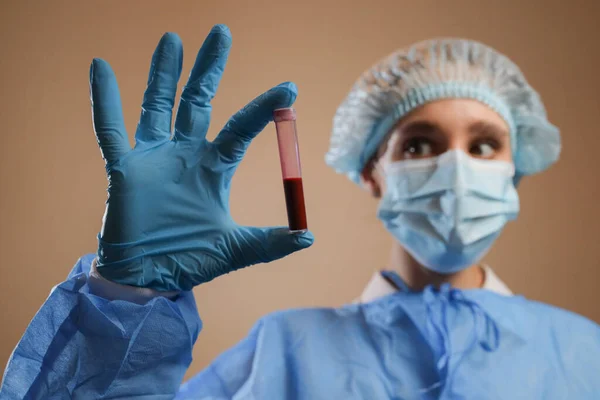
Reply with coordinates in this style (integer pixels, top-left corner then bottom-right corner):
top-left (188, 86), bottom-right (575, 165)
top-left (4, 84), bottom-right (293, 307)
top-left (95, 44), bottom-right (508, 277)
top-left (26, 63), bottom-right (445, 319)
top-left (232, 226), bottom-right (314, 268)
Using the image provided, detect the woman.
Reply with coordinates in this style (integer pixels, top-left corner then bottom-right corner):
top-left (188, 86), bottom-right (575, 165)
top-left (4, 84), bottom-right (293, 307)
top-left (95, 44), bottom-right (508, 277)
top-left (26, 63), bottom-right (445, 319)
top-left (1, 24), bottom-right (599, 399)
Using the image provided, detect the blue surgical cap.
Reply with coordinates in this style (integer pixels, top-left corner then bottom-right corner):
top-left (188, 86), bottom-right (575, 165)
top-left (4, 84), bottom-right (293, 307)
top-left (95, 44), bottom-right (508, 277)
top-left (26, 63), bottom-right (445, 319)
top-left (326, 38), bottom-right (561, 183)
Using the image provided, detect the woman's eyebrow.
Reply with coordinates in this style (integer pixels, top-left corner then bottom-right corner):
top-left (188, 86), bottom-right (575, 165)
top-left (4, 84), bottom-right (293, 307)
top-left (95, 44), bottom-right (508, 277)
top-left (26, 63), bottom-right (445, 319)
top-left (398, 120), bottom-right (439, 136)
top-left (469, 121), bottom-right (509, 137)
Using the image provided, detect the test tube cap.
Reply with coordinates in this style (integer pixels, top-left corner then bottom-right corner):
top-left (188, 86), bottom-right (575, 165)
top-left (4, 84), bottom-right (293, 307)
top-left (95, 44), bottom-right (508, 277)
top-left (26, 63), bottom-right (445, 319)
top-left (273, 107), bottom-right (296, 122)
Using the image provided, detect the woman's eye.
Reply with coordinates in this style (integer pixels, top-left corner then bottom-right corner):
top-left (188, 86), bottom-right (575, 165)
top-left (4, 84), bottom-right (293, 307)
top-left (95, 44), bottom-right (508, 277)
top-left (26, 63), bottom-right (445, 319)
top-left (402, 138), bottom-right (434, 159)
top-left (470, 141), bottom-right (497, 158)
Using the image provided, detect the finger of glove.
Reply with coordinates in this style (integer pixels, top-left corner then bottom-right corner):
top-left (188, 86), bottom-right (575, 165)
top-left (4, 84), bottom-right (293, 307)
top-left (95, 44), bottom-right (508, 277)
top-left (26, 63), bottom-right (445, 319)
top-left (89, 58), bottom-right (131, 163)
top-left (135, 32), bottom-right (183, 146)
top-left (213, 82), bottom-right (297, 166)
top-left (174, 24), bottom-right (231, 142)
top-left (234, 226), bottom-right (314, 267)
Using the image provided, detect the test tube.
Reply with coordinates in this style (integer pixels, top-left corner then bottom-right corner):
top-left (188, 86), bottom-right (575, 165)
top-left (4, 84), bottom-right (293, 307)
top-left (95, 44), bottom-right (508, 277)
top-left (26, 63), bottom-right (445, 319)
top-left (273, 107), bottom-right (308, 232)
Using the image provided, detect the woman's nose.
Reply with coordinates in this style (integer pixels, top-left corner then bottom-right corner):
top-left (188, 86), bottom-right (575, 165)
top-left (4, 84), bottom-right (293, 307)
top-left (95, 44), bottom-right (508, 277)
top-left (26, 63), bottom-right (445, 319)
top-left (446, 137), bottom-right (469, 154)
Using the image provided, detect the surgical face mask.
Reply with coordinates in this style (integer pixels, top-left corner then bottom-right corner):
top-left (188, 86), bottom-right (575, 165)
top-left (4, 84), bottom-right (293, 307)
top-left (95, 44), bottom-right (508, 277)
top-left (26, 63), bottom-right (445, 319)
top-left (377, 149), bottom-right (520, 274)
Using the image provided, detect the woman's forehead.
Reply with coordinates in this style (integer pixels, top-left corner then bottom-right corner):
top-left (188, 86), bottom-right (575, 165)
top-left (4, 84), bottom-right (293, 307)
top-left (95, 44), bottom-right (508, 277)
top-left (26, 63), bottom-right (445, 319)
top-left (397, 99), bottom-right (510, 131)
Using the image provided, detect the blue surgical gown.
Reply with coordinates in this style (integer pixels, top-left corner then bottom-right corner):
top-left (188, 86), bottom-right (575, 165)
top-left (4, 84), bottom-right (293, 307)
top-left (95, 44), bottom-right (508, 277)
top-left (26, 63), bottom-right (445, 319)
top-left (1, 254), bottom-right (599, 399)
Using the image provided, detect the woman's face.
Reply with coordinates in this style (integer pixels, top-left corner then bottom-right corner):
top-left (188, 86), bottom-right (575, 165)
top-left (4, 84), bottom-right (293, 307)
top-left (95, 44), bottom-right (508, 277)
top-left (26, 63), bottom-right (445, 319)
top-left (361, 99), bottom-right (512, 197)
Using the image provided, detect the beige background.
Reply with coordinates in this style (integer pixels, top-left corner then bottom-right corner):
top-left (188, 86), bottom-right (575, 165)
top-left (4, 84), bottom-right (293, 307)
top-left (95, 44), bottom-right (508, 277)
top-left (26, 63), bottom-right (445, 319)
top-left (1, 0), bottom-right (599, 381)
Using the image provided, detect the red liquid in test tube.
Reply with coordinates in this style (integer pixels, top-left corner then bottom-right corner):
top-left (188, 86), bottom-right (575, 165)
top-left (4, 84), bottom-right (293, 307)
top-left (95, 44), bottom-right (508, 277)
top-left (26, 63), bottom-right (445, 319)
top-left (273, 108), bottom-right (308, 232)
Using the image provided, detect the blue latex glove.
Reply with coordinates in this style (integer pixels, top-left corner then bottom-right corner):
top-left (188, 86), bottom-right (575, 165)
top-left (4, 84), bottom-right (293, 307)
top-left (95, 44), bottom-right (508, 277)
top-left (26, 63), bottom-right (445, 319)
top-left (90, 25), bottom-right (314, 291)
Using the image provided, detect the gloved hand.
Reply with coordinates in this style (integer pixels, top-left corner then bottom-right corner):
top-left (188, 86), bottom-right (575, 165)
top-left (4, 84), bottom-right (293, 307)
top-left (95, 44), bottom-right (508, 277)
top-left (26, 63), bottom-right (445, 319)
top-left (89, 25), bottom-right (314, 291)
